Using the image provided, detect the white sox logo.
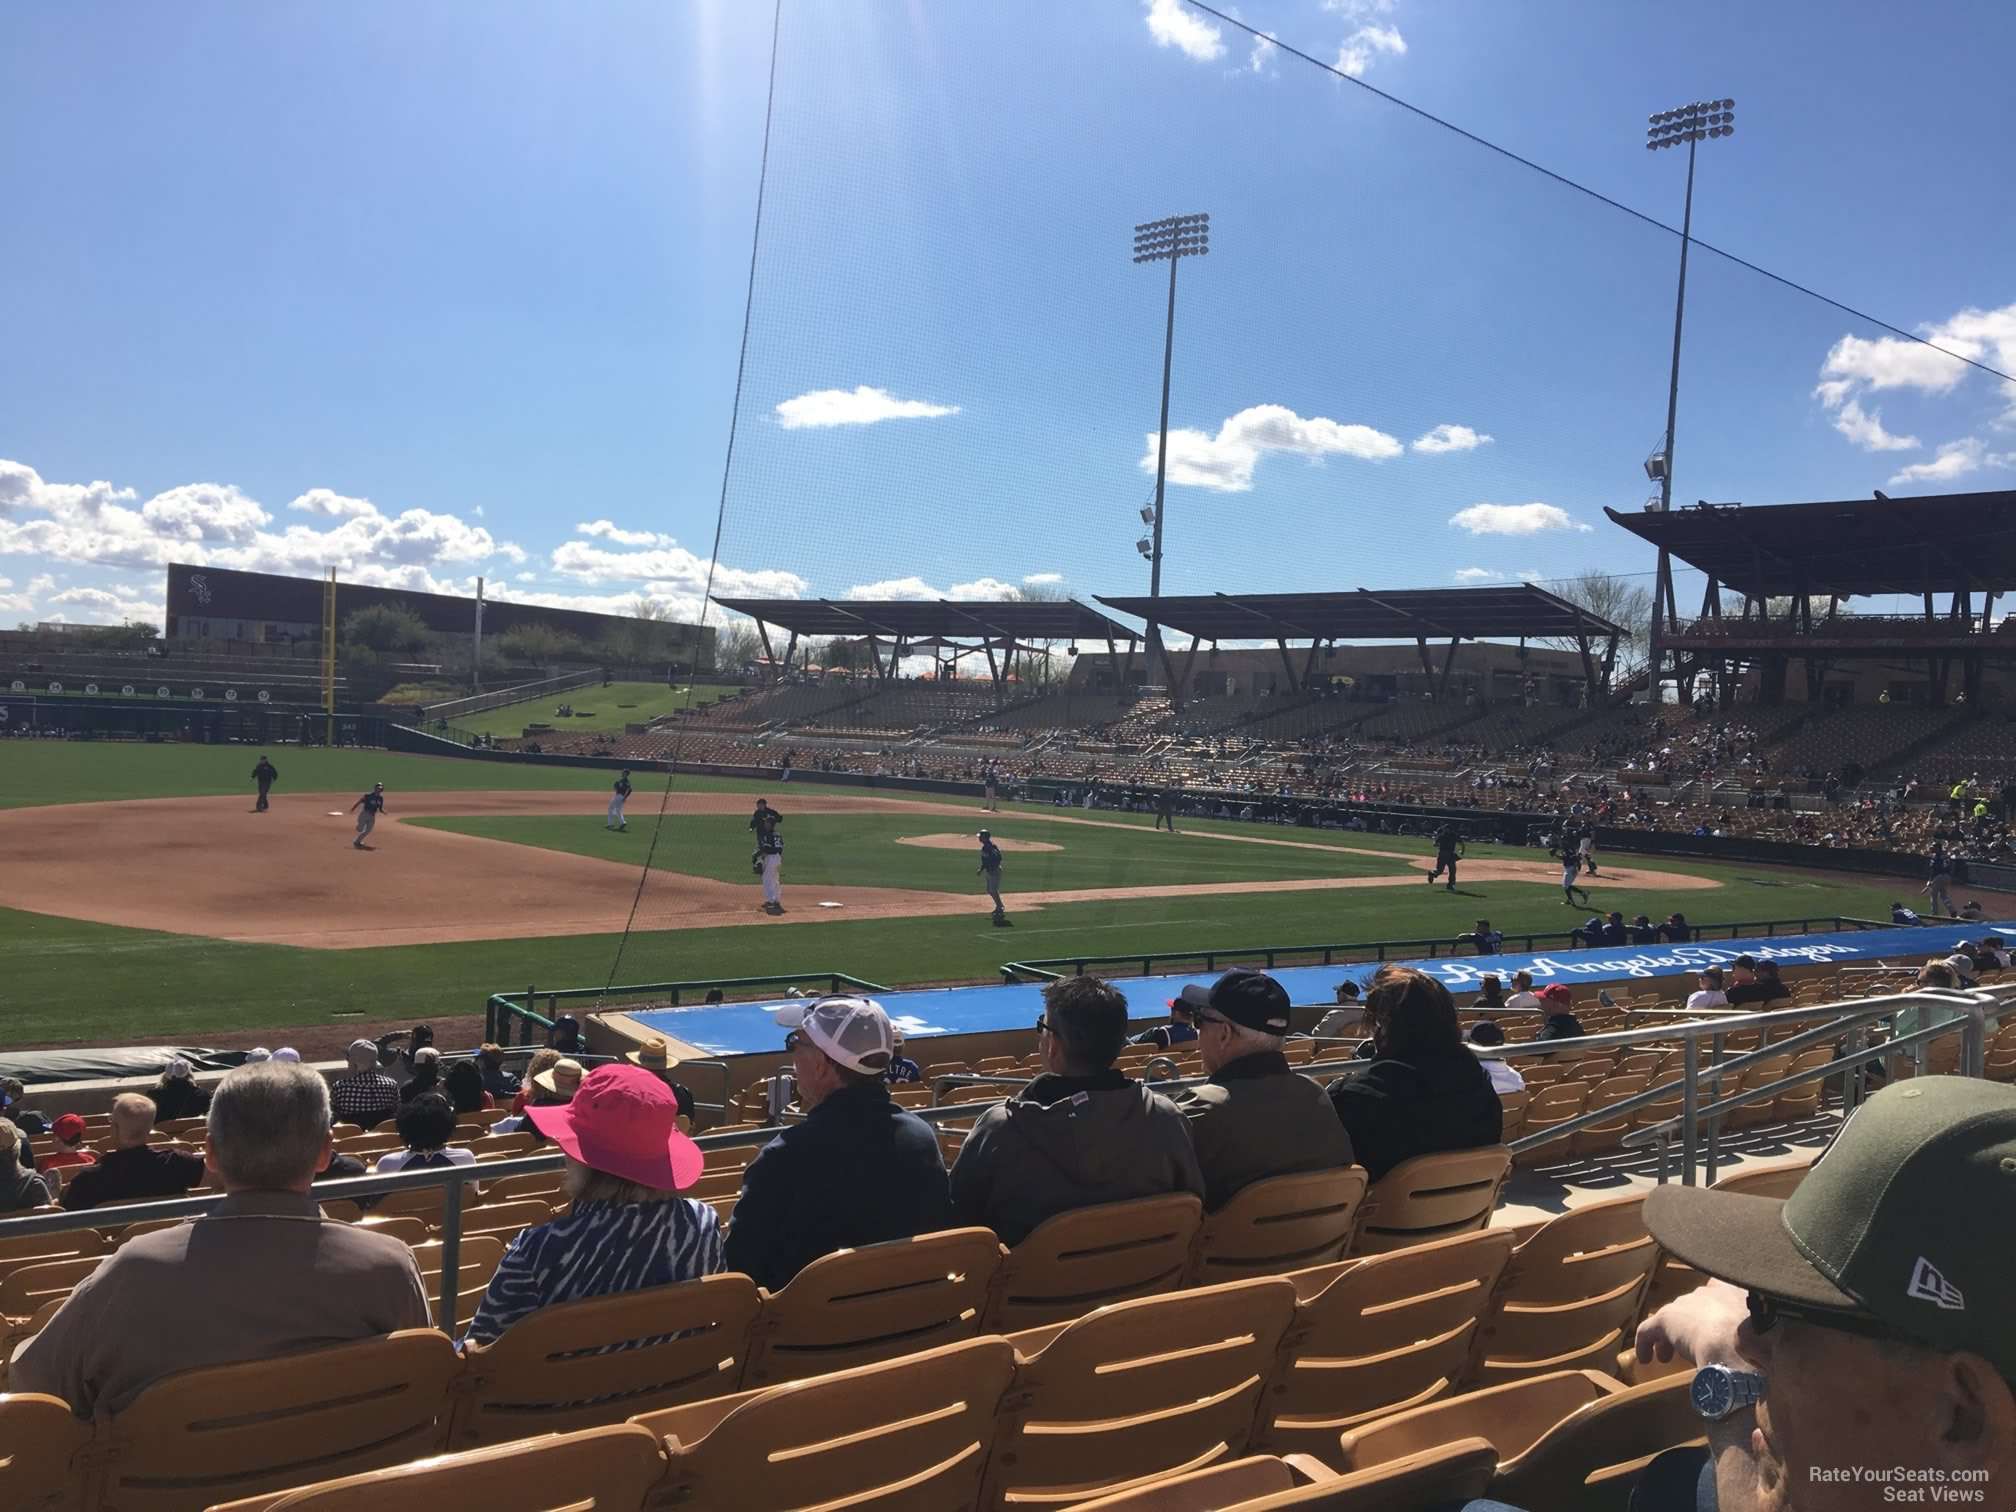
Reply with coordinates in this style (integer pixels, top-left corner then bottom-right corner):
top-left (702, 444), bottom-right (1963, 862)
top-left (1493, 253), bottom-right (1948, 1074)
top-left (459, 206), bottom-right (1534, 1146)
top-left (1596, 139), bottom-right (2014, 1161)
top-left (189, 573), bottom-right (213, 605)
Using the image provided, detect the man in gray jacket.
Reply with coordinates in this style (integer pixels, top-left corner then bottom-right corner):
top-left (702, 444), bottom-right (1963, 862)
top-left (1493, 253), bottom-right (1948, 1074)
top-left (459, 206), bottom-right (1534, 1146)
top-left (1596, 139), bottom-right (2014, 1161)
top-left (1170, 967), bottom-right (1356, 1210)
top-left (949, 974), bottom-right (1204, 1245)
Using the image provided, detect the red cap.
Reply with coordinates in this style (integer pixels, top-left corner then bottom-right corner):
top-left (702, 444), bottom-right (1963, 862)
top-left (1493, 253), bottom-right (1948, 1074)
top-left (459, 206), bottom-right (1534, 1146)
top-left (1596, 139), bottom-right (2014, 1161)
top-left (52, 1113), bottom-right (88, 1143)
top-left (1539, 984), bottom-right (1575, 1008)
top-left (526, 1065), bottom-right (702, 1192)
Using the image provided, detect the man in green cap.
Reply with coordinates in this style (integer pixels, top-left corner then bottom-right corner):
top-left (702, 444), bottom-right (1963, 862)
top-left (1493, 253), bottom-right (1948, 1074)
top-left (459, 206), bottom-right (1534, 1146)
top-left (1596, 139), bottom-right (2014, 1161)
top-left (1637, 1078), bottom-right (2016, 1511)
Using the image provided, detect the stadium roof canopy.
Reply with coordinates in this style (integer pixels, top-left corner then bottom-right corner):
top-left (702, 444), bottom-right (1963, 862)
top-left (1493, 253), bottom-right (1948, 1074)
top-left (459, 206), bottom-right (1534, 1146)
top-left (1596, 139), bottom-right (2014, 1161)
top-left (1092, 585), bottom-right (1626, 644)
top-left (1604, 489), bottom-right (2016, 598)
top-left (712, 598), bottom-right (1141, 645)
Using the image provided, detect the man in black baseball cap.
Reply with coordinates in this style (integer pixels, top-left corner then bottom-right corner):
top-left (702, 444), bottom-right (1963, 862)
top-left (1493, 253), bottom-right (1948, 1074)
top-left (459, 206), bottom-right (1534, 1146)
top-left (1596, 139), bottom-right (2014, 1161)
top-left (1637, 1078), bottom-right (2016, 1511)
top-left (1169, 967), bottom-right (1354, 1211)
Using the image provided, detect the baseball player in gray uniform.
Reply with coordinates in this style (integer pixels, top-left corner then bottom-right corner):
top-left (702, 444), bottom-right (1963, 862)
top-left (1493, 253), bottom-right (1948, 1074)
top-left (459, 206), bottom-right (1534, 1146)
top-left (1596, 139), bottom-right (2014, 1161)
top-left (607, 769), bottom-right (632, 831)
top-left (978, 829), bottom-right (1009, 927)
top-left (350, 783), bottom-right (386, 848)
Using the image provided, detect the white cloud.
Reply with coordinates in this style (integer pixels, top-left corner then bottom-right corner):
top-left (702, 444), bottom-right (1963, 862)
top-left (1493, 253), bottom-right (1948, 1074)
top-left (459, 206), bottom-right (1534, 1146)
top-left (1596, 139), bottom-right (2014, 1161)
top-left (1813, 300), bottom-right (2016, 452)
top-left (1324, 0), bottom-right (1394, 13)
top-left (1022, 572), bottom-right (1064, 585)
top-left (1888, 438), bottom-right (1987, 487)
top-left (1453, 567), bottom-right (1503, 583)
top-left (1143, 0), bottom-right (1224, 61)
top-left (1411, 423), bottom-right (1493, 454)
top-left (774, 385), bottom-right (959, 429)
top-left (473, 505), bottom-right (485, 518)
top-left (0, 459), bottom-right (538, 595)
top-left (1248, 30), bottom-right (1277, 73)
top-left (1337, 24), bottom-right (1405, 76)
top-left (845, 575), bottom-right (1022, 602)
top-left (1828, 399), bottom-right (1919, 452)
top-left (515, 571), bottom-right (538, 582)
top-left (1141, 404), bottom-right (1402, 492)
top-left (1448, 503), bottom-right (1591, 536)
top-left (577, 519), bottom-right (673, 548)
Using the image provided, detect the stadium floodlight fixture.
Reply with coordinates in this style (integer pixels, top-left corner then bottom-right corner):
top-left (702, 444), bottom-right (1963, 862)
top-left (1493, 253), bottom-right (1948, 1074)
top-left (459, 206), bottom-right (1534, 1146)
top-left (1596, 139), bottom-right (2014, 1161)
top-left (1140, 504), bottom-right (1157, 524)
top-left (1133, 210), bottom-right (1213, 695)
top-left (1643, 95), bottom-right (1735, 703)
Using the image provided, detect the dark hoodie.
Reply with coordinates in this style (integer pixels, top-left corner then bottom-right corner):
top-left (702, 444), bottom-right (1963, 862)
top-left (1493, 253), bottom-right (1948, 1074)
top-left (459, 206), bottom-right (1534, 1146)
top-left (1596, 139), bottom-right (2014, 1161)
top-left (949, 1069), bottom-right (1204, 1246)
top-left (1326, 1046), bottom-right (1504, 1184)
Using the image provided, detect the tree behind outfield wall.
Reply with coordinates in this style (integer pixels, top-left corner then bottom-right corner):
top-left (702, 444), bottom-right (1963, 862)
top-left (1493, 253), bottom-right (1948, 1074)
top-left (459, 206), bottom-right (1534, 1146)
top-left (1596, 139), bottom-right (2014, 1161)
top-left (495, 620), bottom-right (587, 664)
top-left (340, 605), bottom-right (434, 658)
top-left (1539, 571), bottom-right (1655, 686)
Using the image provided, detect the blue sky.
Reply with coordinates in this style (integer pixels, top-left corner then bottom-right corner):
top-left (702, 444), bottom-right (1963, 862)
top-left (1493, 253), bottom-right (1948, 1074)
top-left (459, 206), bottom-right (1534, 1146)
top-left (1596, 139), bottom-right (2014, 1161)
top-left (3, 0), bottom-right (2012, 632)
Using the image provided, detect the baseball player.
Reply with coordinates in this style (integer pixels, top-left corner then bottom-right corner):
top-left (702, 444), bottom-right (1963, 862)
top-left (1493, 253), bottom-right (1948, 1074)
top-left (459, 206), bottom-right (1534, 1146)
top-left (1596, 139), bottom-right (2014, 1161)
top-left (350, 782), bottom-right (386, 849)
top-left (982, 764), bottom-right (999, 812)
top-left (978, 828), bottom-right (1009, 927)
top-left (1577, 827), bottom-right (1599, 876)
top-left (1153, 782), bottom-right (1178, 833)
top-left (250, 755), bottom-right (278, 812)
top-left (1427, 822), bottom-right (1463, 891)
top-left (1552, 837), bottom-right (1590, 906)
top-left (607, 769), bottom-right (632, 831)
top-left (750, 799), bottom-right (784, 914)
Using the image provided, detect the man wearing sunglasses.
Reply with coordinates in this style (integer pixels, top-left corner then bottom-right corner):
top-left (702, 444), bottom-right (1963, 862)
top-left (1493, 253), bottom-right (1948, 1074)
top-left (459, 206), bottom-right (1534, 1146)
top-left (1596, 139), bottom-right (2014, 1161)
top-left (1636, 1078), bottom-right (2016, 1512)
top-left (1169, 968), bottom-right (1354, 1211)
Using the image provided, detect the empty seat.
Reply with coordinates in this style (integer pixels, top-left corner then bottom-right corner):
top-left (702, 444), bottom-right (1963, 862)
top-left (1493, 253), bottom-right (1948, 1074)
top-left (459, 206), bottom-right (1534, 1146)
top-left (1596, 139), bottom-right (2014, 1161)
top-left (1056, 1441), bottom-right (1498, 1512)
top-left (0, 1391), bottom-right (94, 1512)
top-left (1338, 1369), bottom-right (1700, 1512)
top-left (1187, 1167), bottom-right (1368, 1286)
top-left (983, 1194), bottom-right (1204, 1332)
top-left (1511, 1085), bottom-right (1586, 1165)
top-left (1707, 1152), bottom-right (1815, 1199)
top-left (96, 1330), bottom-right (459, 1512)
top-left (1564, 1076), bottom-right (1650, 1160)
top-left (455, 1199), bottom-right (555, 1243)
top-left (636, 1335), bottom-right (1016, 1512)
top-left (985, 1278), bottom-right (1299, 1508)
top-left (449, 1273), bottom-right (761, 1449)
top-left (741, 1228), bottom-right (1002, 1386)
top-left (1469, 1193), bottom-right (1658, 1385)
top-left (204, 1422), bottom-right (669, 1512)
top-left (1349, 1147), bottom-right (1511, 1255)
top-left (409, 1235), bottom-right (505, 1330)
top-left (1256, 1229), bottom-right (1516, 1464)
top-left (0, 1257), bottom-right (102, 1322)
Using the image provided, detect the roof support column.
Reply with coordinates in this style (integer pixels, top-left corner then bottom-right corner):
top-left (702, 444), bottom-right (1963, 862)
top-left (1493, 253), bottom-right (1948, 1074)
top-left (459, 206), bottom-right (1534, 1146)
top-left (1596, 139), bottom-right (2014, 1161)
top-left (1438, 637), bottom-right (1463, 703)
top-left (753, 619), bottom-right (779, 684)
top-left (1278, 637), bottom-right (1300, 694)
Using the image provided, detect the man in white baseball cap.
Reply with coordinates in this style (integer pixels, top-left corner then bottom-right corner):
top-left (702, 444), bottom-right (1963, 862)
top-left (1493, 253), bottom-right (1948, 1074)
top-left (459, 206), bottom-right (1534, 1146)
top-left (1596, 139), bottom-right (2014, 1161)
top-left (723, 996), bottom-right (952, 1290)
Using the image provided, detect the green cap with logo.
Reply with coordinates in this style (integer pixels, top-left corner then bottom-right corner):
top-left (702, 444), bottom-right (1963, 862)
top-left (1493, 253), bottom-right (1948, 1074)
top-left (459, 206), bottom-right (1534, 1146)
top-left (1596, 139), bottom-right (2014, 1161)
top-left (1645, 1077), bottom-right (2016, 1378)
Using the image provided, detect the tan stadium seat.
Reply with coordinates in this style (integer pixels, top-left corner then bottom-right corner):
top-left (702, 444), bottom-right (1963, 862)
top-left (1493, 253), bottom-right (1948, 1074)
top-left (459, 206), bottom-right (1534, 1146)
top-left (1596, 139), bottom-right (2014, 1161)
top-left (409, 1235), bottom-right (505, 1329)
top-left (478, 1171), bottom-right (568, 1206)
top-left (1706, 1152), bottom-right (1815, 1200)
top-left (315, 1200), bottom-right (365, 1224)
top-left (1564, 1075), bottom-right (1650, 1160)
top-left (454, 1199), bottom-right (554, 1244)
top-left (352, 1215), bottom-right (430, 1246)
top-left (1511, 1083), bottom-right (1585, 1165)
top-left (204, 1422), bottom-right (669, 1512)
top-left (337, 1134), bottom-right (405, 1160)
top-left (1337, 1370), bottom-right (1699, 1512)
top-left (1769, 1050), bottom-right (1837, 1121)
top-left (0, 1391), bottom-right (93, 1512)
top-left (1043, 1455), bottom-right (1307, 1511)
top-left (1469, 1193), bottom-right (1657, 1386)
top-left (1255, 1229), bottom-right (1515, 1463)
top-left (1495, 1090), bottom-right (1530, 1144)
top-left (1348, 1147), bottom-right (1510, 1255)
top-left (685, 1168), bottom-right (744, 1204)
top-left (983, 1194), bottom-right (1205, 1332)
top-left (740, 1228), bottom-right (1003, 1387)
top-left (0, 1229), bottom-right (105, 1289)
top-left (96, 1330), bottom-right (458, 1512)
top-left (984, 1277), bottom-right (1299, 1509)
top-left (372, 1185), bottom-right (449, 1224)
top-left (636, 1335), bottom-right (1016, 1512)
top-left (1062, 1441), bottom-right (1500, 1512)
top-left (0, 1256), bottom-right (102, 1322)
top-left (1186, 1167), bottom-right (1368, 1286)
top-left (889, 1084), bottom-right (933, 1108)
top-left (1723, 1055), bottom-right (1793, 1131)
top-left (449, 1273), bottom-right (761, 1449)
top-left (467, 1132), bottom-right (537, 1160)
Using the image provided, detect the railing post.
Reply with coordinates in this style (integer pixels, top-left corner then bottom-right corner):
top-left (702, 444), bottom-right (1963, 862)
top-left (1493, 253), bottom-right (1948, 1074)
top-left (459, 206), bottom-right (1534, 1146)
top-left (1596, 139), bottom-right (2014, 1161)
top-left (1962, 1001), bottom-right (1988, 1080)
top-left (1705, 1031), bottom-right (1724, 1185)
top-left (1680, 1036), bottom-right (1700, 1187)
top-left (436, 1175), bottom-right (465, 1332)
top-left (524, 985), bottom-right (536, 1048)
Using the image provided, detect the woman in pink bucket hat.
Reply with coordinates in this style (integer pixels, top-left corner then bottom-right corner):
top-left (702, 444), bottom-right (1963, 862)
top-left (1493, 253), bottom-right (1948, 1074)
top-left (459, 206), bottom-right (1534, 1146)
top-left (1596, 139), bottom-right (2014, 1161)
top-left (460, 1064), bottom-right (720, 1348)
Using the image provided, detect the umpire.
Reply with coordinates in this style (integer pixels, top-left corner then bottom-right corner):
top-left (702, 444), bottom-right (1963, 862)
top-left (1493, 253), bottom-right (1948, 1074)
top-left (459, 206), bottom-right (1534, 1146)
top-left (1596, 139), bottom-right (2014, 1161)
top-left (1428, 821), bottom-right (1463, 891)
top-left (978, 829), bottom-right (1009, 927)
top-left (251, 755), bottom-right (278, 812)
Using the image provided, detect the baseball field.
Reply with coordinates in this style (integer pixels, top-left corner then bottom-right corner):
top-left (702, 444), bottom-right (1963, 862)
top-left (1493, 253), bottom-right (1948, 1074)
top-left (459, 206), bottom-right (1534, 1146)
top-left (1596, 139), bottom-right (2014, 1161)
top-left (0, 742), bottom-right (1908, 1049)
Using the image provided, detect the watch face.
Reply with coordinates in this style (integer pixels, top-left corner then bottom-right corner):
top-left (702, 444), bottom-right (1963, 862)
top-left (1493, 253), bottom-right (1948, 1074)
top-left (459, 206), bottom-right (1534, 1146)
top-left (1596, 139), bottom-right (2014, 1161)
top-left (1692, 1367), bottom-right (1731, 1418)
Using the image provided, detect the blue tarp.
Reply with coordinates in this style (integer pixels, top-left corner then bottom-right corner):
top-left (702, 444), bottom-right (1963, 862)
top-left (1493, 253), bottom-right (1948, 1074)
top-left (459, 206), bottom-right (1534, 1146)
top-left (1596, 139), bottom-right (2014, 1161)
top-left (620, 919), bottom-right (2012, 1058)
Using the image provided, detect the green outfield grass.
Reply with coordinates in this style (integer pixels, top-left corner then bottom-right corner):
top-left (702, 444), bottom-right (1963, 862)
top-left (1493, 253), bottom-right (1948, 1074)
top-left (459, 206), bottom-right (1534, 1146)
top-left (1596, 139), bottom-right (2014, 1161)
top-left (454, 680), bottom-right (742, 739)
top-left (0, 741), bottom-right (1916, 1045)
top-left (406, 812), bottom-right (1419, 890)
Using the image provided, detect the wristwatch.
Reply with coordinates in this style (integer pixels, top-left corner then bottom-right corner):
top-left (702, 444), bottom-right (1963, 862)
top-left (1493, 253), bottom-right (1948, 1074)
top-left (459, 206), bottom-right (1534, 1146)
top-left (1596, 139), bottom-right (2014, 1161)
top-left (1691, 1364), bottom-right (1768, 1420)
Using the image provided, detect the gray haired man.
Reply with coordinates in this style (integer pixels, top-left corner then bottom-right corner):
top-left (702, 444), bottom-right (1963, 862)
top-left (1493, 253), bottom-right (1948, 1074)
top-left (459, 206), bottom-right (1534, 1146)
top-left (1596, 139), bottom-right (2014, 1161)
top-left (13, 1062), bottom-right (428, 1418)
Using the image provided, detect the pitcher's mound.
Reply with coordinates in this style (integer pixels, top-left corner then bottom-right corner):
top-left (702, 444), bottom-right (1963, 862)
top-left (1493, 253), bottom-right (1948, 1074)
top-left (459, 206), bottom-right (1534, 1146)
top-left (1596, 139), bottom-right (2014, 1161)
top-left (897, 833), bottom-right (1063, 852)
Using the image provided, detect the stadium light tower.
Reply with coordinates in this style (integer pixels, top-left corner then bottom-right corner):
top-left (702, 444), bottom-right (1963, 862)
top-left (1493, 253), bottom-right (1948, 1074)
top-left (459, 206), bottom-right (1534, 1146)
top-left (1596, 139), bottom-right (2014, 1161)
top-left (1644, 99), bottom-right (1735, 514)
top-left (1133, 212), bottom-right (1209, 687)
